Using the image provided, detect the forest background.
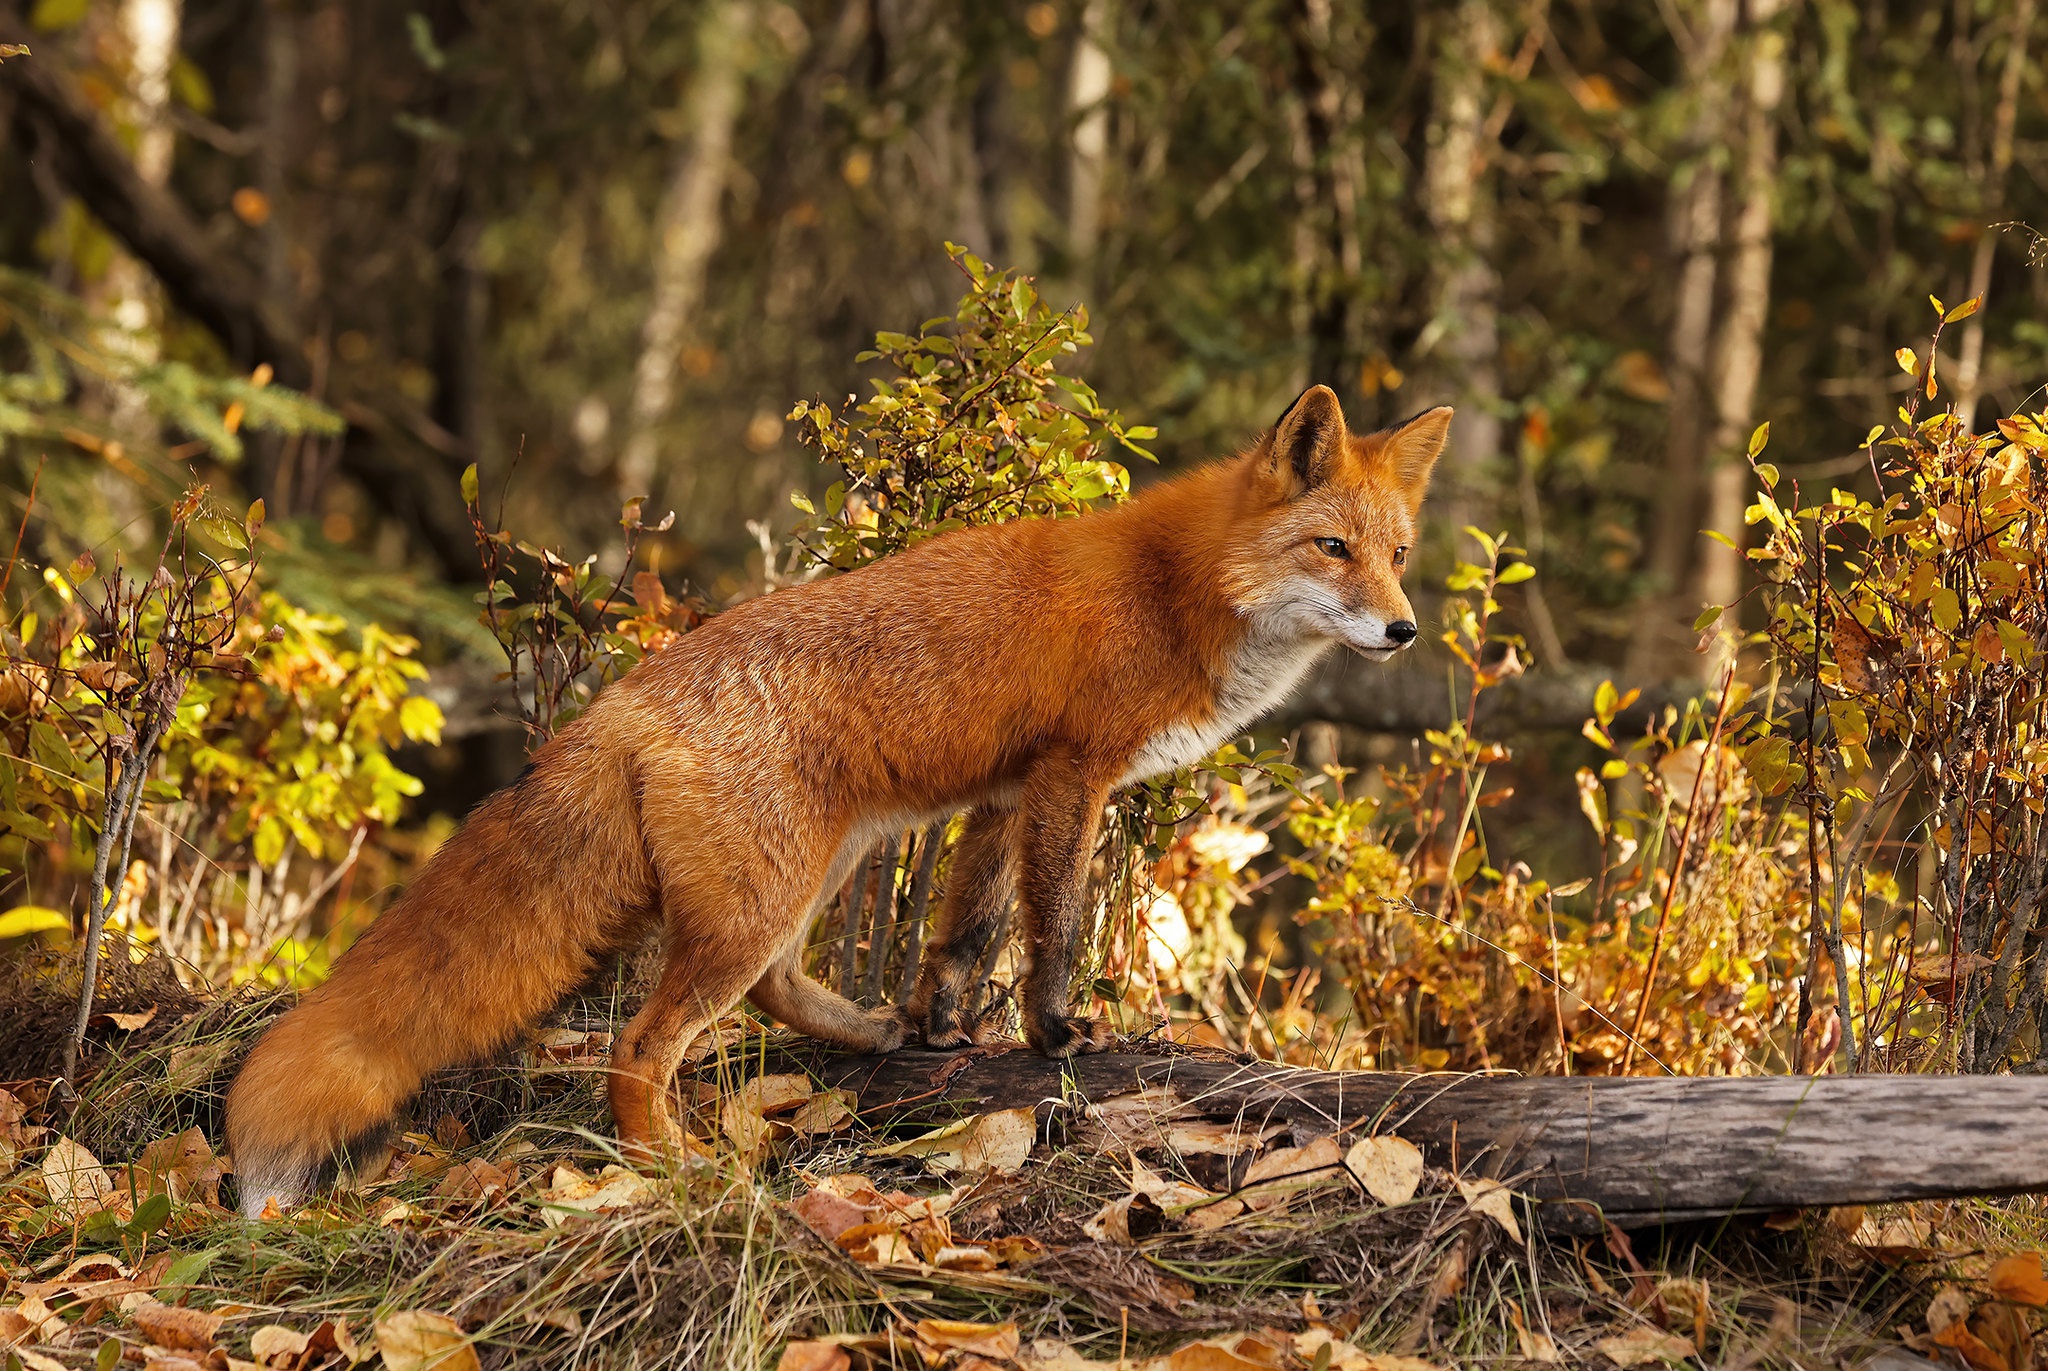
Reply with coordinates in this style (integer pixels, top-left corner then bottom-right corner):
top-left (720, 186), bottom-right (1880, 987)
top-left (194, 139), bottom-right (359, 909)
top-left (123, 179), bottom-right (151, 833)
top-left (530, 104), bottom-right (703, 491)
top-left (2, 0), bottom-right (2047, 1087)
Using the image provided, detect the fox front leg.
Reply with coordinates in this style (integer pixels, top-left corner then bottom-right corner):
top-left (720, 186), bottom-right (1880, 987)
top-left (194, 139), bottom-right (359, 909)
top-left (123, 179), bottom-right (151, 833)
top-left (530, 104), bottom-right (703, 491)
top-left (1012, 754), bottom-right (1117, 1057)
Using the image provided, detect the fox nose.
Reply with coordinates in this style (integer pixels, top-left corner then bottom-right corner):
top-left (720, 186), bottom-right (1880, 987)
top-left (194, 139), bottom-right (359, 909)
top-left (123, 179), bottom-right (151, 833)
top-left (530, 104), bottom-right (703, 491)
top-left (1385, 620), bottom-right (1418, 647)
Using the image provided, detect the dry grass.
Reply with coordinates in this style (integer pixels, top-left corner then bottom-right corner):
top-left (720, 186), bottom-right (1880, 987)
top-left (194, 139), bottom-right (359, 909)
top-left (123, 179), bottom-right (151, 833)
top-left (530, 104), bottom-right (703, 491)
top-left (0, 955), bottom-right (2038, 1370)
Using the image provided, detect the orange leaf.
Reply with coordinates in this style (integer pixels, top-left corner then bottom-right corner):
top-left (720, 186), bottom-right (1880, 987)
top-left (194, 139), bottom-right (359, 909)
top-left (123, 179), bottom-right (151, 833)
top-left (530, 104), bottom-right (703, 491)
top-left (1990, 1253), bottom-right (2048, 1307)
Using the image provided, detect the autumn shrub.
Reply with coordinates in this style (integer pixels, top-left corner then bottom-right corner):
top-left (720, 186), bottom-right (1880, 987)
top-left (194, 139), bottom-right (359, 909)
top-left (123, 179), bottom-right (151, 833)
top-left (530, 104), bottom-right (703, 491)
top-left (1728, 303), bottom-right (2048, 1074)
top-left (0, 273), bottom-right (444, 1042)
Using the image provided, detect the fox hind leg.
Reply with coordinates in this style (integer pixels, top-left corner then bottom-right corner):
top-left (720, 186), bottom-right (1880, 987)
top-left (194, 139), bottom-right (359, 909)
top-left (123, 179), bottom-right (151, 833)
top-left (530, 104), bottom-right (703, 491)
top-left (608, 925), bottom-right (776, 1159)
top-left (746, 945), bottom-right (908, 1052)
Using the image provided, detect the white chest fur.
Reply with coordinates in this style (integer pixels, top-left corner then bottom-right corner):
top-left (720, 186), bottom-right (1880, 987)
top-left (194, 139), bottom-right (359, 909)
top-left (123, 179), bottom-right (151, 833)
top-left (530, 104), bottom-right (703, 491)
top-left (1118, 630), bottom-right (1332, 787)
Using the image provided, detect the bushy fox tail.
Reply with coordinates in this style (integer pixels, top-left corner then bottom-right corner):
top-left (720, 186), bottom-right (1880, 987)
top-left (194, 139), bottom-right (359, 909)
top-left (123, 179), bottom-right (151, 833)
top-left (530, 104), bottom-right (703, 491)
top-left (225, 731), bottom-right (650, 1217)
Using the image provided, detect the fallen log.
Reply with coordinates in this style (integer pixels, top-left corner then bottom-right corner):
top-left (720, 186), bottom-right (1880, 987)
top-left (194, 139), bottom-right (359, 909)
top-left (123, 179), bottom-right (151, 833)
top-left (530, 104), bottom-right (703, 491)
top-left (722, 1043), bottom-right (2048, 1233)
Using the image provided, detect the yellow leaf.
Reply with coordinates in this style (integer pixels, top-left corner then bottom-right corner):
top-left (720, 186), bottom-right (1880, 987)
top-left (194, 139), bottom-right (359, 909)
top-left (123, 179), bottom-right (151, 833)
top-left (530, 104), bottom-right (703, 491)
top-left (41, 1136), bottom-right (113, 1220)
top-left (1592, 1327), bottom-right (1696, 1366)
top-left (0, 906), bottom-right (70, 940)
top-left (868, 1107), bottom-right (1035, 1175)
top-left (914, 1319), bottom-right (1021, 1359)
top-left (1343, 1134), bottom-right (1423, 1207)
top-left (1454, 1177), bottom-right (1522, 1243)
top-left (374, 1310), bottom-right (482, 1371)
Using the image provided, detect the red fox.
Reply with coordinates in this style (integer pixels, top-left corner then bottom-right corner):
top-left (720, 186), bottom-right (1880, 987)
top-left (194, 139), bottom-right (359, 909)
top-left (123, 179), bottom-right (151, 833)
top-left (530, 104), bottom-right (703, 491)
top-left (224, 385), bottom-right (1448, 1215)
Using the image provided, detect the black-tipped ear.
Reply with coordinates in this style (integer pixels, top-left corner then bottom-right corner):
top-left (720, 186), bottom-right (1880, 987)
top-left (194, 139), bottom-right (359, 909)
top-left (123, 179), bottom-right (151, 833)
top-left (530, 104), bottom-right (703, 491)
top-left (1375, 406), bottom-right (1453, 513)
top-left (1267, 384), bottom-right (1348, 493)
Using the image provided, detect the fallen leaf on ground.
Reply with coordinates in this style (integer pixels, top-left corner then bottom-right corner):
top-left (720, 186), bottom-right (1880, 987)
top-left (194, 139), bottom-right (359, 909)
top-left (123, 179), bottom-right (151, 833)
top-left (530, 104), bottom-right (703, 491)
top-left (1990, 1253), bottom-right (2048, 1307)
top-left (1293, 1326), bottom-right (1445, 1370)
top-left (791, 1186), bottom-right (872, 1243)
top-left (250, 1324), bottom-right (311, 1365)
top-left (13, 1348), bottom-right (69, 1371)
top-left (788, 1089), bottom-right (856, 1137)
top-left (1, 1293), bottom-right (66, 1344)
top-left (537, 1164), bottom-right (658, 1226)
top-left (1592, 1326), bottom-right (1696, 1366)
top-left (1972, 1302), bottom-right (2033, 1371)
top-left (103, 1006), bottom-right (158, 1031)
top-left (1928, 1285), bottom-right (1973, 1335)
top-left (774, 1343), bottom-right (850, 1371)
top-left (130, 1127), bottom-right (227, 1207)
top-left (131, 1298), bottom-right (224, 1351)
top-left (1934, 1317), bottom-right (2011, 1371)
top-left (914, 1319), bottom-right (1021, 1359)
top-left (1162, 1121), bottom-right (1281, 1158)
top-left (1454, 1177), bottom-right (1522, 1243)
top-left (374, 1310), bottom-right (481, 1371)
top-left (1162, 1331), bottom-right (1291, 1369)
top-left (1505, 1302), bottom-right (1561, 1363)
top-left (1238, 1135), bottom-right (1346, 1211)
top-left (1343, 1134), bottom-right (1423, 1207)
top-left (930, 1244), bottom-right (999, 1271)
top-left (374, 1199), bottom-right (430, 1228)
top-left (42, 1136), bottom-right (115, 1219)
top-left (434, 1159), bottom-right (512, 1203)
top-left (869, 1108), bottom-right (1035, 1175)
top-left (1654, 1274), bottom-right (1712, 1351)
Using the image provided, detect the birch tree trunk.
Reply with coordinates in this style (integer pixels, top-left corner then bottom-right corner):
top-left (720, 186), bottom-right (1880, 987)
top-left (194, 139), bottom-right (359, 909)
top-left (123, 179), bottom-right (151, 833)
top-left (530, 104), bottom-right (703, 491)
top-left (1419, 0), bottom-right (1504, 554)
top-left (101, 0), bottom-right (181, 374)
top-left (1066, 0), bottom-right (1113, 264)
top-left (1693, 0), bottom-right (1788, 648)
top-left (617, 0), bottom-right (754, 499)
top-left (1624, 0), bottom-right (1739, 680)
top-left (1952, 0), bottom-right (2036, 431)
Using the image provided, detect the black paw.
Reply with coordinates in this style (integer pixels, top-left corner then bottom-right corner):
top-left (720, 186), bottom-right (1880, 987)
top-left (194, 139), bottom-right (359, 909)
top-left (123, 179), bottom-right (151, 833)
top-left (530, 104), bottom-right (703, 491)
top-left (1027, 1013), bottom-right (1116, 1058)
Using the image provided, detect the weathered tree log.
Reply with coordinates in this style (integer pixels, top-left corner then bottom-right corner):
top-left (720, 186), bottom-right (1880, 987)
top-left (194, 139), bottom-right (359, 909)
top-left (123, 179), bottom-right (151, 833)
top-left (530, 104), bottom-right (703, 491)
top-left (732, 1044), bottom-right (2048, 1233)
top-left (1267, 659), bottom-right (1707, 737)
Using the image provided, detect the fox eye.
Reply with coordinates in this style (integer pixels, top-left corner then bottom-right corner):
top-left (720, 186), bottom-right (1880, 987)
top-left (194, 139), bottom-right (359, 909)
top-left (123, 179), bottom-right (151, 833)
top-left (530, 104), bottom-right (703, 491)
top-left (1315, 537), bottom-right (1350, 559)
top-left (1393, 546), bottom-right (1409, 569)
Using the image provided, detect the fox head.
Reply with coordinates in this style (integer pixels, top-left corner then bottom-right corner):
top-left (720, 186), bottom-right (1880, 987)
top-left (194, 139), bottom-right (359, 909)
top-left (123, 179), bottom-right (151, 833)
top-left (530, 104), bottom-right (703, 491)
top-left (1230, 385), bottom-right (1450, 661)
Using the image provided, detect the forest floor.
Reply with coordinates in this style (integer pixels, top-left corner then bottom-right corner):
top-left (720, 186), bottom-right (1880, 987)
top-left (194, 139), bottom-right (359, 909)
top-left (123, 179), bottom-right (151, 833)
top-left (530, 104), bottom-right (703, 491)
top-left (0, 956), bottom-right (2037, 1371)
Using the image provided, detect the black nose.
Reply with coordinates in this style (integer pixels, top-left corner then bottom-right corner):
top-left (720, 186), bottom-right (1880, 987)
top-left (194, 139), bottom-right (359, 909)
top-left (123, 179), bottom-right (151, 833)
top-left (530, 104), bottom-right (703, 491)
top-left (1385, 620), bottom-right (1418, 645)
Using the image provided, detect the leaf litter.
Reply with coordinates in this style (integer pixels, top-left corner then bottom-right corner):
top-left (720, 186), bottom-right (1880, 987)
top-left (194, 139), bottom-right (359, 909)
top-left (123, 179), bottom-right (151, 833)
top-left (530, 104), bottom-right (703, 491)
top-left (2, 1003), bottom-right (2037, 1370)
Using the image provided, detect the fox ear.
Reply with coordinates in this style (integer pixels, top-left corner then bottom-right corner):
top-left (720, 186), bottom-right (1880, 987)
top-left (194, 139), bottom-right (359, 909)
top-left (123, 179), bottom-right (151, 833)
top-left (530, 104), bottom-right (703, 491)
top-left (1264, 385), bottom-right (1348, 495)
top-left (1374, 406), bottom-right (1453, 513)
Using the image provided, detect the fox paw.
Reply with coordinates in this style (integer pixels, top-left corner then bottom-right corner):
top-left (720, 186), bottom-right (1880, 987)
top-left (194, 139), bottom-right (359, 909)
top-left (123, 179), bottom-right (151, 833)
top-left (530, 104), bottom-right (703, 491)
top-left (1027, 1013), bottom-right (1116, 1058)
top-left (922, 985), bottom-right (1013, 1049)
top-left (866, 1006), bottom-right (912, 1054)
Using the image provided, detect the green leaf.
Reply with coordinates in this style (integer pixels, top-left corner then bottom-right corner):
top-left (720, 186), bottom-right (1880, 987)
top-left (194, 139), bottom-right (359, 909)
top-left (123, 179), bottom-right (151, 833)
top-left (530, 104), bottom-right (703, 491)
top-left (460, 463), bottom-right (480, 505)
top-left (1693, 605), bottom-right (1724, 631)
top-left (129, 1190), bottom-right (173, 1236)
top-left (96, 1335), bottom-right (123, 1371)
top-left (192, 515), bottom-right (249, 552)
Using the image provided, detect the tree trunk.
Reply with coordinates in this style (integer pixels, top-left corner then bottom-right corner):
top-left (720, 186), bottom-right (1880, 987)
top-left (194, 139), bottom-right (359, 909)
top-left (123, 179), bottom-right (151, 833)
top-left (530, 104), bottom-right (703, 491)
top-left (1419, 0), bottom-right (1504, 544)
top-left (1952, 0), bottom-right (2035, 431)
top-left (1624, 0), bottom-right (1739, 681)
top-left (1065, 0), bottom-right (1113, 265)
top-left (1285, 0), bottom-right (1361, 402)
top-left (617, 0), bottom-right (754, 500)
top-left (1692, 0), bottom-right (1788, 660)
